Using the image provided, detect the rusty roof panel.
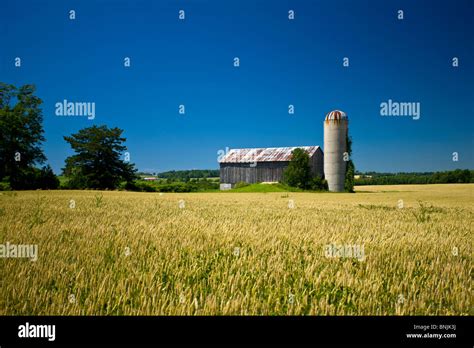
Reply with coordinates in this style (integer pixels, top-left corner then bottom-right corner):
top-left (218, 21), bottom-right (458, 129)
top-left (219, 146), bottom-right (320, 163)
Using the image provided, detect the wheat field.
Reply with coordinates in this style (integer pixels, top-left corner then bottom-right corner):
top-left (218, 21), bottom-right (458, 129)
top-left (0, 184), bottom-right (472, 315)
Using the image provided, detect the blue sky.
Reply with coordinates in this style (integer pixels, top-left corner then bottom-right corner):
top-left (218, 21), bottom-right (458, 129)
top-left (1, 0), bottom-right (473, 174)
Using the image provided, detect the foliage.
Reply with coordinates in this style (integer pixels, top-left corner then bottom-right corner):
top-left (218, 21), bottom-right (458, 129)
top-left (355, 169), bottom-right (473, 185)
top-left (189, 178), bottom-right (219, 191)
top-left (0, 166), bottom-right (58, 190)
top-left (63, 125), bottom-right (138, 189)
top-left (154, 170), bottom-right (220, 181)
top-left (283, 148), bottom-right (313, 189)
top-left (156, 182), bottom-right (193, 192)
top-left (0, 179), bottom-right (12, 191)
top-left (33, 165), bottom-right (59, 189)
top-left (310, 176), bottom-right (329, 191)
top-left (0, 83), bottom-right (58, 189)
top-left (344, 133), bottom-right (355, 192)
top-left (122, 178), bottom-right (219, 192)
top-left (345, 161), bottom-right (355, 192)
top-left (230, 183), bottom-right (298, 192)
top-left (234, 181), bottom-right (250, 189)
top-left (282, 148), bottom-right (328, 191)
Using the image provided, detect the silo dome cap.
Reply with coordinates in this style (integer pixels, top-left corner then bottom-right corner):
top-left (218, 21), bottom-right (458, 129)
top-left (325, 110), bottom-right (347, 121)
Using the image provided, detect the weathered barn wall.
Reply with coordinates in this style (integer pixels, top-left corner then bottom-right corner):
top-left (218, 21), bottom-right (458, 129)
top-left (220, 161), bottom-right (288, 185)
top-left (311, 147), bottom-right (324, 178)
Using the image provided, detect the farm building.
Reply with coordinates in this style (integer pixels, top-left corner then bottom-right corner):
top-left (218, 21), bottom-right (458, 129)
top-left (219, 146), bottom-right (324, 189)
top-left (219, 110), bottom-right (349, 191)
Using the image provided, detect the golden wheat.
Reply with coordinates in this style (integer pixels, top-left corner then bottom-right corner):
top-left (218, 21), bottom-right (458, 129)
top-left (0, 184), bottom-right (472, 315)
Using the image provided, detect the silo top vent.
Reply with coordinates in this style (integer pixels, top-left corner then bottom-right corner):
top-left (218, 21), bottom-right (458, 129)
top-left (325, 110), bottom-right (347, 121)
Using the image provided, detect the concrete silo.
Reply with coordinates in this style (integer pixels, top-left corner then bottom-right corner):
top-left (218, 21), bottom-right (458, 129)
top-left (324, 110), bottom-right (348, 192)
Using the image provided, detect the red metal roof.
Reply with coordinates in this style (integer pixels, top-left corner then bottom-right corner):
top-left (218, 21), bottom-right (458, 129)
top-left (219, 146), bottom-right (321, 163)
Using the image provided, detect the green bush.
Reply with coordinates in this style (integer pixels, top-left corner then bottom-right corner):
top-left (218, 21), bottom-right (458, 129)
top-left (310, 176), bottom-right (328, 191)
top-left (135, 181), bottom-right (157, 192)
top-left (156, 182), bottom-right (193, 192)
top-left (283, 148), bottom-right (327, 191)
top-left (36, 165), bottom-right (60, 189)
top-left (344, 134), bottom-right (355, 193)
top-left (190, 178), bottom-right (219, 190)
top-left (283, 148), bottom-right (312, 189)
top-left (345, 160), bottom-right (355, 193)
top-left (0, 179), bottom-right (12, 191)
top-left (121, 178), bottom-right (219, 193)
top-left (9, 166), bottom-right (59, 190)
top-left (234, 181), bottom-right (250, 189)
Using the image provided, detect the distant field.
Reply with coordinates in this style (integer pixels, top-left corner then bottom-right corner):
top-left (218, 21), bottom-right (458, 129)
top-left (0, 184), bottom-right (471, 315)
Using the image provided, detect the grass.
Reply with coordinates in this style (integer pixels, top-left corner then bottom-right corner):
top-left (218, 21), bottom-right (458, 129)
top-left (0, 184), bottom-right (472, 315)
top-left (229, 183), bottom-right (301, 192)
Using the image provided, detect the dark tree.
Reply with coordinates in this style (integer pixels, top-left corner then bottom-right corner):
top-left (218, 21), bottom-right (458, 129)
top-left (63, 125), bottom-right (137, 189)
top-left (0, 83), bottom-right (52, 189)
top-left (36, 165), bottom-right (60, 189)
top-left (283, 148), bottom-right (312, 189)
top-left (344, 133), bottom-right (355, 192)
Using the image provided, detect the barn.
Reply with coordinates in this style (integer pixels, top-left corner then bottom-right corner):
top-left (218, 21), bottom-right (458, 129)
top-left (219, 146), bottom-right (324, 189)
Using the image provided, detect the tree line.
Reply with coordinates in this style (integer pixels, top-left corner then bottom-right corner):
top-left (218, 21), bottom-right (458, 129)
top-left (152, 169), bottom-right (220, 181)
top-left (355, 169), bottom-right (473, 185)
